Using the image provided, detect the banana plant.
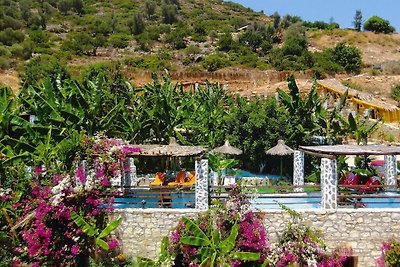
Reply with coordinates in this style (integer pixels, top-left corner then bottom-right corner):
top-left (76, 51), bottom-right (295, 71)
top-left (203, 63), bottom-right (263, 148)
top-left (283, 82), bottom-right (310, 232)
top-left (70, 210), bottom-right (122, 250)
top-left (346, 112), bottom-right (380, 145)
top-left (180, 216), bottom-right (259, 267)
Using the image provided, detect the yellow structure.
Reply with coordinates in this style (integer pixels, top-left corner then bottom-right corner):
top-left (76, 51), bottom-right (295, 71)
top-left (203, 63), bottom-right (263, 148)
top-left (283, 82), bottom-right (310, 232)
top-left (317, 79), bottom-right (400, 123)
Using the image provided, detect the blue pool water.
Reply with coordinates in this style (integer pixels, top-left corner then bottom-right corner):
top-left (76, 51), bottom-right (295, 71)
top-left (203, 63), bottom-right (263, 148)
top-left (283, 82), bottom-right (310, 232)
top-left (233, 169), bottom-right (283, 180)
top-left (113, 191), bottom-right (400, 209)
top-left (251, 193), bottom-right (321, 209)
top-left (113, 191), bottom-right (195, 209)
top-left (355, 192), bottom-right (400, 208)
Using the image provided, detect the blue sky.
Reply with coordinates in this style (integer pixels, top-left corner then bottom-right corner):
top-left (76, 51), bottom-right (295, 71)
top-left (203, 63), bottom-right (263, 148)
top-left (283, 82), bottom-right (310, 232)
top-left (229, 0), bottom-right (400, 32)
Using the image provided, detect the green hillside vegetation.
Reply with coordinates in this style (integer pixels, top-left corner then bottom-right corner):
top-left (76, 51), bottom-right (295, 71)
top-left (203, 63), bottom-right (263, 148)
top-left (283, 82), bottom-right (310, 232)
top-left (0, 0), bottom-right (397, 78)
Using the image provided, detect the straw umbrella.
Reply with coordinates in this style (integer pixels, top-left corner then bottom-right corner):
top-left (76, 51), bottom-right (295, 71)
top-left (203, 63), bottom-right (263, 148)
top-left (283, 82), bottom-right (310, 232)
top-left (265, 139), bottom-right (294, 178)
top-left (211, 140), bottom-right (243, 155)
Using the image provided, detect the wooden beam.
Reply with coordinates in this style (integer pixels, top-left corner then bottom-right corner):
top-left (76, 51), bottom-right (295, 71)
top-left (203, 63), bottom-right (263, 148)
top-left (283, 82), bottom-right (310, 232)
top-left (298, 148), bottom-right (336, 159)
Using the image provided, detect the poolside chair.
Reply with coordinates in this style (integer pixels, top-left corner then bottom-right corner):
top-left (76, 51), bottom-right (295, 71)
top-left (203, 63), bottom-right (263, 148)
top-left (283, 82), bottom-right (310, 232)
top-left (168, 171), bottom-right (186, 186)
top-left (150, 172), bottom-right (165, 186)
top-left (182, 171), bottom-right (196, 186)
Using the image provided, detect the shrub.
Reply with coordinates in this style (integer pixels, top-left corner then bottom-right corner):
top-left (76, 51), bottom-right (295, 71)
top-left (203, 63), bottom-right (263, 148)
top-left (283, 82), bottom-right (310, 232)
top-left (391, 83), bottom-right (400, 103)
top-left (265, 205), bottom-right (352, 266)
top-left (0, 28), bottom-right (25, 46)
top-left (377, 239), bottom-right (400, 266)
top-left (0, 56), bottom-right (10, 70)
top-left (0, 45), bottom-right (11, 57)
top-left (313, 49), bottom-right (344, 74)
top-left (11, 135), bottom-right (138, 266)
top-left (166, 185), bottom-right (267, 266)
top-left (332, 42), bottom-right (362, 73)
top-left (201, 53), bottom-right (231, 71)
top-left (364, 16), bottom-right (395, 34)
top-left (109, 33), bottom-right (130, 48)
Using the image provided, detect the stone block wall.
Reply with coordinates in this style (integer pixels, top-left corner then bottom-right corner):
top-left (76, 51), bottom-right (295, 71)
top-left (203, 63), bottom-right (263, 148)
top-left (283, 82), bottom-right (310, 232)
top-left (113, 208), bottom-right (400, 266)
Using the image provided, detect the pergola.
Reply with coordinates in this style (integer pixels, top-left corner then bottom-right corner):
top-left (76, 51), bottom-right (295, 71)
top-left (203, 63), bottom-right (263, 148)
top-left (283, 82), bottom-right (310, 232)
top-left (293, 144), bottom-right (400, 209)
top-left (124, 138), bottom-right (209, 210)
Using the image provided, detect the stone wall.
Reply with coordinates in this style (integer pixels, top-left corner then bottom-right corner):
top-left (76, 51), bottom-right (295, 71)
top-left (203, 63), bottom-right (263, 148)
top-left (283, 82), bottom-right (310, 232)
top-left (113, 208), bottom-right (400, 267)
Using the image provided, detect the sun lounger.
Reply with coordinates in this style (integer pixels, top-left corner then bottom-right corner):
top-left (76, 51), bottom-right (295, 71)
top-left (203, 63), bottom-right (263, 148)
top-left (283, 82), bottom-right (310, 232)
top-left (150, 172), bottom-right (165, 186)
top-left (182, 171), bottom-right (196, 186)
top-left (168, 171), bottom-right (186, 186)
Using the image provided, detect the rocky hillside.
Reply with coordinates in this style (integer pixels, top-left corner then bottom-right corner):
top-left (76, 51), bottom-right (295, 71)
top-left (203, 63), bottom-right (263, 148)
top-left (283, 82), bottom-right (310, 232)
top-left (0, 0), bottom-right (399, 111)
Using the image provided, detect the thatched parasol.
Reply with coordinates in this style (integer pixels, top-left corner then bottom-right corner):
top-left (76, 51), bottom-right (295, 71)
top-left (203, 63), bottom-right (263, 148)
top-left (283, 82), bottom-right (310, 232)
top-left (211, 140), bottom-right (243, 155)
top-left (134, 137), bottom-right (207, 157)
top-left (265, 139), bottom-right (294, 178)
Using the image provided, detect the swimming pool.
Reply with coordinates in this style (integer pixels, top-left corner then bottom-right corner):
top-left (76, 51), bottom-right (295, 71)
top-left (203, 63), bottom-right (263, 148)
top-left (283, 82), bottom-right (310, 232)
top-left (251, 193), bottom-right (321, 209)
top-left (112, 189), bottom-right (400, 209)
top-left (113, 190), bottom-right (195, 209)
top-left (235, 169), bottom-right (282, 180)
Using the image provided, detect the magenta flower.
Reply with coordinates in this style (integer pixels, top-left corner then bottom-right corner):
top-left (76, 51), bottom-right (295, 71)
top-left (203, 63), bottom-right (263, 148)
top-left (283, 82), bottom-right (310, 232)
top-left (101, 177), bottom-right (109, 187)
top-left (71, 244), bottom-right (79, 255)
top-left (75, 166), bottom-right (86, 183)
top-left (108, 239), bottom-right (119, 250)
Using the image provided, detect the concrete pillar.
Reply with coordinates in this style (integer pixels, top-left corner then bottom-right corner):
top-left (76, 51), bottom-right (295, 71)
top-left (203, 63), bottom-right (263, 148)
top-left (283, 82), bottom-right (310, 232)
top-left (384, 155), bottom-right (397, 192)
top-left (293, 150), bottom-right (305, 192)
top-left (195, 159), bottom-right (209, 210)
top-left (320, 158), bottom-right (338, 209)
top-left (124, 157), bottom-right (138, 187)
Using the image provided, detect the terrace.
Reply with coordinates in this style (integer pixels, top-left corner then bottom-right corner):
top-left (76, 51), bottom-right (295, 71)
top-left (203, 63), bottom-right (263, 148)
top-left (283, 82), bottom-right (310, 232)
top-left (95, 141), bottom-right (400, 210)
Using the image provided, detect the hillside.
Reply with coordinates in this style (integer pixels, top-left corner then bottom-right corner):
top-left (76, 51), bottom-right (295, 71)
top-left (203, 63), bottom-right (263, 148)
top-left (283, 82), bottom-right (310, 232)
top-left (0, 0), bottom-right (399, 112)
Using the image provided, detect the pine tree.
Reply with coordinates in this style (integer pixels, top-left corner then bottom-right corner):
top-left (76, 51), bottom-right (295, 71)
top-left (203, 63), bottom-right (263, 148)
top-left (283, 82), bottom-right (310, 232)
top-left (353, 10), bottom-right (362, 31)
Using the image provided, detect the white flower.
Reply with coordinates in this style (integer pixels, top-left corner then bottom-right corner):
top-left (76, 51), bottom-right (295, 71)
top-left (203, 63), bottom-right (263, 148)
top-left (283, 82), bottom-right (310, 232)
top-left (109, 145), bottom-right (121, 155)
top-left (50, 193), bottom-right (64, 206)
top-left (307, 258), bottom-right (318, 267)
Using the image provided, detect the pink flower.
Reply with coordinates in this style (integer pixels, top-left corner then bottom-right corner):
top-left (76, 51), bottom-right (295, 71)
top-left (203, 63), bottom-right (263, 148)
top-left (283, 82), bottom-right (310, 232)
top-left (34, 166), bottom-right (43, 176)
top-left (381, 242), bottom-right (391, 251)
top-left (75, 166), bottom-right (86, 183)
top-left (108, 239), bottom-right (119, 250)
top-left (101, 177), bottom-right (109, 187)
top-left (71, 244), bottom-right (79, 255)
top-left (12, 257), bottom-right (22, 267)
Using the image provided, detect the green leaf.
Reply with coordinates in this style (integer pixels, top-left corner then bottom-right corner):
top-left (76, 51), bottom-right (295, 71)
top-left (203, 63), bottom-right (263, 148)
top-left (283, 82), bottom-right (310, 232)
top-left (180, 236), bottom-right (211, 246)
top-left (181, 217), bottom-right (211, 245)
top-left (231, 251), bottom-right (260, 261)
top-left (220, 223), bottom-right (239, 253)
top-left (96, 238), bottom-right (109, 250)
top-left (348, 113), bottom-right (357, 131)
top-left (98, 216), bottom-right (122, 239)
top-left (199, 256), bottom-right (211, 267)
top-left (70, 210), bottom-right (97, 236)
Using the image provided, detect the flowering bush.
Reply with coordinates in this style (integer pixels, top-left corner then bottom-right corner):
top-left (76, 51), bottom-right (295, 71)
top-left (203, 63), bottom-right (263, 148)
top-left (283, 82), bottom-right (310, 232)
top-left (264, 206), bottom-right (352, 267)
top-left (167, 185), bottom-right (268, 267)
top-left (10, 134), bottom-right (137, 266)
top-left (166, 186), bottom-right (352, 267)
top-left (377, 239), bottom-right (400, 267)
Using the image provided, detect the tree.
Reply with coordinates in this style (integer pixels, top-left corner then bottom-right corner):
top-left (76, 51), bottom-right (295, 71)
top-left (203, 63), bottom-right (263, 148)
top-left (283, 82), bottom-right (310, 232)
top-left (161, 4), bottom-right (178, 24)
top-left (353, 10), bottom-right (362, 31)
top-left (57, 0), bottom-right (70, 15)
top-left (364, 16), bottom-right (395, 33)
top-left (272, 11), bottom-right (281, 29)
top-left (127, 13), bottom-right (145, 35)
top-left (217, 32), bottom-right (234, 52)
top-left (71, 0), bottom-right (84, 15)
top-left (332, 42), bottom-right (362, 73)
top-left (239, 29), bottom-right (263, 52)
top-left (144, 0), bottom-right (156, 19)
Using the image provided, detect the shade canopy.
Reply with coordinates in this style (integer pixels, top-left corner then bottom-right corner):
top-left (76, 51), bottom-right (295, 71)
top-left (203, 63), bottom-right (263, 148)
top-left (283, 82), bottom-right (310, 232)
top-left (211, 140), bottom-right (243, 155)
top-left (265, 139), bottom-right (294, 156)
top-left (134, 137), bottom-right (207, 157)
top-left (299, 144), bottom-right (400, 158)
